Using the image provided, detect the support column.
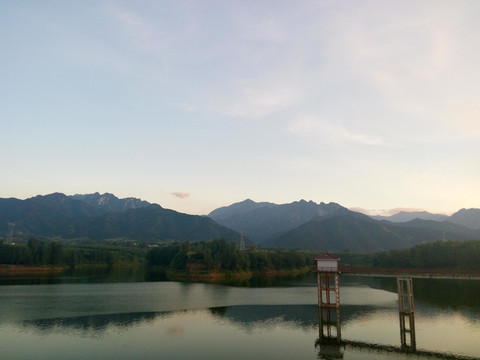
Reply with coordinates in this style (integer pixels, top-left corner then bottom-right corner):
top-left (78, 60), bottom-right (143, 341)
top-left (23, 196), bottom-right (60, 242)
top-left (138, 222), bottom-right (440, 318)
top-left (317, 272), bottom-right (341, 343)
top-left (397, 277), bottom-right (416, 351)
top-left (318, 272), bottom-right (340, 309)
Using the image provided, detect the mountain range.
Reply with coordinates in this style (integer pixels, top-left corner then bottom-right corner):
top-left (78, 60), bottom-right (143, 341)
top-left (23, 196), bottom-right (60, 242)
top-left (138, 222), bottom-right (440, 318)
top-left (1, 193), bottom-right (479, 252)
top-left (209, 199), bottom-right (351, 243)
top-left (371, 211), bottom-right (449, 223)
top-left (209, 199), bottom-right (480, 252)
top-left (0, 193), bottom-right (240, 243)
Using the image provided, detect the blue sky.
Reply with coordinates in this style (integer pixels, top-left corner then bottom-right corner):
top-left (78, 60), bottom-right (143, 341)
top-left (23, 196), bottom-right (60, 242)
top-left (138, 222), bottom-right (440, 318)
top-left (1, 1), bottom-right (479, 215)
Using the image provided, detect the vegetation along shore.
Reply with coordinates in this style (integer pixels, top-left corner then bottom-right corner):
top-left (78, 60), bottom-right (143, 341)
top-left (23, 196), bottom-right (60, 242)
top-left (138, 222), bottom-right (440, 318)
top-left (1, 237), bottom-right (480, 280)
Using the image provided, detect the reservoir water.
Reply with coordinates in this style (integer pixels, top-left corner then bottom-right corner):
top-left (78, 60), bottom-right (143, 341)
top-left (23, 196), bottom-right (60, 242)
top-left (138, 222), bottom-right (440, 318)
top-left (0, 271), bottom-right (479, 359)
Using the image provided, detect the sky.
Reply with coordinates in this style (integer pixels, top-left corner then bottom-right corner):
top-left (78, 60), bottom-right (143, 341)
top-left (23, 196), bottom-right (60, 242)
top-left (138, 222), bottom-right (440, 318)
top-left (1, 1), bottom-right (479, 216)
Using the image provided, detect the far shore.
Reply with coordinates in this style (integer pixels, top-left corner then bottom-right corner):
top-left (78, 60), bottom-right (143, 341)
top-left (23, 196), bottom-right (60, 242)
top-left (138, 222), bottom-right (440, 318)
top-left (150, 266), bottom-right (311, 282)
top-left (0, 265), bottom-right (67, 275)
top-left (0, 264), bottom-right (312, 281)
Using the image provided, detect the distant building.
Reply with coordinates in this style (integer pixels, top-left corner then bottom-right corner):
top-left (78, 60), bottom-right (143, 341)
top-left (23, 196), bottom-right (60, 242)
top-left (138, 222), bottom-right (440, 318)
top-left (314, 253), bottom-right (340, 273)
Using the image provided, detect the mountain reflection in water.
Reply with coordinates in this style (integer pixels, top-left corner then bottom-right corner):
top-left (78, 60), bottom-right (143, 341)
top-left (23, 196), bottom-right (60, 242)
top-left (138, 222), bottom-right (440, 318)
top-left (23, 312), bottom-right (162, 335)
top-left (21, 304), bottom-right (395, 335)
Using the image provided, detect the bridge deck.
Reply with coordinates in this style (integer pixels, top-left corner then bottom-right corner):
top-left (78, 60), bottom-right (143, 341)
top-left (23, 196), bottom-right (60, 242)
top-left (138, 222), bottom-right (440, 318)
top-left (338, 267), bottom-right (480, 280)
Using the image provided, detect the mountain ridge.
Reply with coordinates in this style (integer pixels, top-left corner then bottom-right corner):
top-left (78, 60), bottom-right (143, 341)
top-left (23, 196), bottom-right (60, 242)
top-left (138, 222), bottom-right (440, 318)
top-left (0, 193), bottom-right (240, 243)
top-left (71, 192), bottom-right (151, 213)
top-left (1, 193), bottom-right (479, 252)
top-left (208, 199), bottom-right (351, 243)
top-left (210, 199), bottom-right (480, 250)
top-left (371, 211), bottom-right (449, 223)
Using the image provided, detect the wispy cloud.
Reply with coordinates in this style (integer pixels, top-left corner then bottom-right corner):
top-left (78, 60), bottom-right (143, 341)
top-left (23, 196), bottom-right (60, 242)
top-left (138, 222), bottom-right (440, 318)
top-left (107, 4), bottom-right (163, 53)
top-left (171, 192), bottom-right (190, 199)
top-left (213, 83), bottom-right (301, 119)
top-left (289, 117), bottom-right (391, 146)
top-left (351, 207), bottom-right (426, 216)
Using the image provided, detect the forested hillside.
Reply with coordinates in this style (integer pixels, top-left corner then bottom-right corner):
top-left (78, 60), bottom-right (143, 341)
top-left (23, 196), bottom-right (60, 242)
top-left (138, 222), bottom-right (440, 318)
top-left (368, 240), bottom-right (480, 269)
top-left (146, 239), bottom-right (311, 273)
top-left (0, 239), bottom-right (145, 268)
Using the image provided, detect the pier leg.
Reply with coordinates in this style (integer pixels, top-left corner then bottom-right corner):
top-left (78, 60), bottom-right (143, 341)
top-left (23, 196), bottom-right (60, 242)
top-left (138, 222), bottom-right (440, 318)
top-left (317, 272), bottom-right (341, 343)
top-left (397, 277), bottom-right (416, 351)
top-left (318, 272), bottom-right (340, 309)
top-left (316, 272), bottom-right (343, 358)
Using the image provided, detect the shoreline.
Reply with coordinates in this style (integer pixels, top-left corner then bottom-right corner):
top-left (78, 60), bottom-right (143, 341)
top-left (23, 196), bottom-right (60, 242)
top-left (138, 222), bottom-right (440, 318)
top-left (151, 266), bottom-right (311, 281)
top-left (0, 264), bottom-right (311, 279)
top-left (0, 265), bottom-right (67, 275)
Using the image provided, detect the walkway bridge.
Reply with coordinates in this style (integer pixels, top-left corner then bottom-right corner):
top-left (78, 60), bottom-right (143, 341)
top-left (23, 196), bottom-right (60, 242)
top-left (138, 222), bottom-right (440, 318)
top-left (339, 266), bottom-right (480, 280)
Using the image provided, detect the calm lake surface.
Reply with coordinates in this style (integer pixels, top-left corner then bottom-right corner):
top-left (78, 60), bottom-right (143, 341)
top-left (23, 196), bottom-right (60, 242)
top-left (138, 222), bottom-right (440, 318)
top-left (1, 270), bottom-right (479, 360)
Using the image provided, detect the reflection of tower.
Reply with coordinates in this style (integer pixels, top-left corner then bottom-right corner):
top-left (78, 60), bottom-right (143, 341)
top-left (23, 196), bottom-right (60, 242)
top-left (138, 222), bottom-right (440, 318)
top-left (315, 253), bottom-right (343, 359)
top-left (7, 222), bottom-right (15, 244)
top-left (239, 232), bottom-right (246, 252)
top-left (397, 277), bottom-right (416, 351)
top-left (316, 307), bottom-right (343, 359)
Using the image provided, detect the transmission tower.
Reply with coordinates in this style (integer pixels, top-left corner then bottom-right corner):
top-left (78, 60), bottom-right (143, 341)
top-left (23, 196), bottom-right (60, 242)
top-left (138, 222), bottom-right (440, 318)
top-left (7, 222), bottom-right (15, 244)
top-left (239, 231), bottom-right (246, 252)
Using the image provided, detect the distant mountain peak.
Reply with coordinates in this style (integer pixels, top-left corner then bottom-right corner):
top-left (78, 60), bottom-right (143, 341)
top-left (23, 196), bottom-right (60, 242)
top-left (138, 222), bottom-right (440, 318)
top-left (450, 208), bottom-right (480, 230)
top-left (371, 210), bottom-right (449, 223)
top-left (70, 193), bottom-right (151, 213)
top-left (209, 199), bottom-right (351, 243)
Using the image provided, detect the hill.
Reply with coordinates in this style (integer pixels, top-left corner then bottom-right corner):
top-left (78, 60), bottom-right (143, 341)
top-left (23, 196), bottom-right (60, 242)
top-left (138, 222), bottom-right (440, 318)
top-left (265, 213), bottom-right (480, 252)
top-left (208, 199), bottom-right (276, 223)
top-left (370, 208), bottom-right (480, 230)
top-left (72, 205), bottom-right (241, 243)
top-left (371, 211), bottom-right (448, 223)
top-left (449, 208), bottom-right (480, 230)
top-left (0, 193), bottom-right (103, 237)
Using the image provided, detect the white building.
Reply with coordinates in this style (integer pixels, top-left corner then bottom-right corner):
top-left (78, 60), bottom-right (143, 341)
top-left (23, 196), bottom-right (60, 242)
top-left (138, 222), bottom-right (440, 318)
top-left (314, 253), bottom-right (340, 273)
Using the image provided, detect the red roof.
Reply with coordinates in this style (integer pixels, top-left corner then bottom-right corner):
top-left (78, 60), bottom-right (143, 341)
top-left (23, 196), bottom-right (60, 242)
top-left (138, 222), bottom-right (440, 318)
top-left (314, 253), bottom-right (340, 261)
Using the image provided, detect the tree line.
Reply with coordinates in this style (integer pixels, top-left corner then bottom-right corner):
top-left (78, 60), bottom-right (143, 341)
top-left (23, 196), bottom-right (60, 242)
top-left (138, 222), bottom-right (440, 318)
top-left (0, 238), bottom-right (145, 268)
top-left (368, 240), bottom-right (480, 269)
top-left (146, 239), bottom-right (312, 273)
top-left (337, 240), bottom-right (480, 270)
top-left (3, 237), bottom-right (480, 272)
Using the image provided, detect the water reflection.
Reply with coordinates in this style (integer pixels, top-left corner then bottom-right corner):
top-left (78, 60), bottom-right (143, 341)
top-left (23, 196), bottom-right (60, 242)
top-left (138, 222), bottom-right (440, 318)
top-left (0, 266), bottom-right (147, 286)
top-left (2, 274), bottom-right (480, 360)
top-left (397, 277), bottom-right (416, 350)
top-left (315, 307), bottom-right (478, 360)
top-left (23, 312), bottom-right (162, 336)
top-left (8, 303), bottom-right (480, 360)
top-left (342, 276), bottom-right (480, 314)
top-left (19, 304), bottom-right (388, 336)
top-left (314, 277), bottom-right (479, 360)
top-left (316, 308), bottom-right (343, 359)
